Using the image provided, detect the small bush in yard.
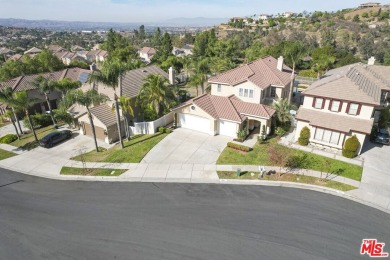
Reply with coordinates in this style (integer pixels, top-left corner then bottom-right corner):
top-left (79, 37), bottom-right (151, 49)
top-left (165, 128), bottom-right (171, 134)
top-left (275, 127), bottom-right (286, 137)
top-left (298, 126), bottom-right (310, 146)
top-left (158, 127), bottom-right (165, 133)
top-left (0, 134), bottom-right (18, 144)
top-left (23, 114), bottom-right (52, 129)
top-left (342, 135), bottom-right (360, 158)
top-left (227, 142), bottom-right (252, 152)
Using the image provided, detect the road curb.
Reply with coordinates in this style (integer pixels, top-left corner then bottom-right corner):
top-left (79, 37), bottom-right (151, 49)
top-left (1, 165), bottom-right (389, 215)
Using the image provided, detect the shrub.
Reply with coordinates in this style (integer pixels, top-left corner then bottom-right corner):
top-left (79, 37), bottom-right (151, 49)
top-left (227, 142), bottom-right (252, 152)
top-left (342, 135), bottom-right (360, 158)
top-left (158, 127), bottom-right (165, 133)
top-left (23, 113), bottom-right (52, 129)
top-left (298, 69), bottom-right (317, 78)
top-left (0, 134), bottom-right (18, 144)
top-left (165, 128), bottom-right (171, 134)
top-left (298, 126), bottom-right (310, 146)
top-left (236, 128), bottom-right (247, 142)
top-left (275, 127), bottom-right (286, 136)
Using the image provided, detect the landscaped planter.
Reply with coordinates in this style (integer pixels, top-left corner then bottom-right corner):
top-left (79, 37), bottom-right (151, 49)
top-left (227, 142), bottom-right (252, 152)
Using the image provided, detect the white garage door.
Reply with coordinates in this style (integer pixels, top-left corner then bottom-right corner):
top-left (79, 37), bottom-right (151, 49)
top-left (219, 120), bottom-right (237, 137)
top-left (179, 113), bottom-right (211, 134)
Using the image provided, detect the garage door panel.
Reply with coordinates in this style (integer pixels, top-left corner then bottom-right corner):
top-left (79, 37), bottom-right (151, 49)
top-left (179, 113), bottom-right (210, 134)
top-left (219, 120), bottom-right (237, 137)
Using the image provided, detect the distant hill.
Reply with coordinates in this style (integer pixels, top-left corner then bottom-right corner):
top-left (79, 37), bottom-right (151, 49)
top-left (156, 17), bottom-right (228, 27)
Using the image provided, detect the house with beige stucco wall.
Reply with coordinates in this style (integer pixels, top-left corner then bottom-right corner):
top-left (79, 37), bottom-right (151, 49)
top-left (294, 59), bottom-right (390, 154)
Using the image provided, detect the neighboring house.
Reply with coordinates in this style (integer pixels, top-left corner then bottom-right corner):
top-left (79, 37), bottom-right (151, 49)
top-left (208, 56), bottom-right (294, 105)
top-left (85, 49), bottom-right (108, 63)
top-left (55, 51), bottom-right (86, 65)
top-left (24, 47), bottom-right (42, 57)
top-left (0, 47), bottom-right (15, 59)
top-left (47, 45), bottom-right (66, 53)
top-left (172, 94), bottom-right (275, 138)
top-left (8, 54), bottom-right (22, 61)
top-left (181, 44), bottom-right (193, 56)
top-left (139, 47), bottom-right (156, 63)
top-left (259, 14), bottom-right (272, 21)
top-left (360, 2), bottom-right (381, 8)
top-left (171, 56), bottom-right (291, 138)
top-left (172, 47), bottom-right (184, 57)
top-left (71, 45), bottom-right (85, 52)
top-left (78, 104), bottom-right (124, 144)
top-left (294, 59), bottom-right (390, 155)
top-left (0, 68), bottom-right (91, 115)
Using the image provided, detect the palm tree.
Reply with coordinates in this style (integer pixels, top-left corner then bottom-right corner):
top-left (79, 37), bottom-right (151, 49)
top-left (13, 91), bottom-right (41, 142)
top-left (137, 74), bottom-right (174, 118)
top-left (31, 75), bottom-right (56, 126)
top-left (272, 99), bottom-right (296, 126)
top-left (63, 89), bottom-right (109, 152)
top-left (53, 78), bottom-right (81, 98)
top-left (196, 59), bottom-right (210, 94)
top-left (115, 96), bottom-right (134, 140)
top-left (188, 74), bottom-right (202, 96)
top-left (0, 87), bottom-right (23, 135)
top-left (3, 109), bottom-right (20, 140)
top-left (283, 41), bottom-right (305, 103)
top-left (88, 59), bottom-right (133, 149)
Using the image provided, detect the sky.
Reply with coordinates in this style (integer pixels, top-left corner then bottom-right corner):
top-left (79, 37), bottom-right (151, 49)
top-left (0, 0), bottom-right (378, 23)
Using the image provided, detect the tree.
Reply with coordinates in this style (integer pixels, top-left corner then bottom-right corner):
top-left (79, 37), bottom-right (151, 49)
top-left (138, 25), bottom-right (146, 40)
top-left (13, 91), bottom-right (41, 142)
top-left (272, 99), bottom-right (294, 126)
top-left (195, 58), bottom-right (210, 94)
top-left (3, 110), bottom-right (20, 139)
top-left (352, 15), bottom-right (360, 23)
top-left (0, 87), bottom-right (23, 136)
top-left (137, 74), bottom-right (175, 118)
top-left (31, 75), bottom-right (57, 126)
top-left (154, 32), bottom-right (173, 62)
top-left (116, 96), bottom-right (134, 140)
top-left (283, 41), bottom-right (305, 102)
top-left (268, 145), bottom-right (291, 176)
top-left (342, 135), bottom-right (360, 158)
top-left (63, 89), bottom-right (109, 152)
top-left (188, 74), bottom-right (202, 96)
top-left (298, 126), bottom-right (310, 146)
top-left (52, 78), bottom-right (81, 98)
top-left (152, 27), bottom-right (162, 48)
top-left (312, 46), bottom-right (336, 78)
top-left (89, 60), bottom-right (132, 149)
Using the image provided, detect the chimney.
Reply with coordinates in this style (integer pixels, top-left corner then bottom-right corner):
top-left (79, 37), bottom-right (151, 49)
top-left (368, 56), bottom-right (376, 65)
top-left (277, 56), bottom-right (284, 71)
top-left (168, 67), bottom-right (175, 85)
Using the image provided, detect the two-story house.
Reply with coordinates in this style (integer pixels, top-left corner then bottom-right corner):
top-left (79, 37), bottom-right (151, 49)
top-left (294, 61), bottom-right (390, 154)
top-left (139, 47), bottom-right (156, 63)
top-left (171, 56), bottom-right (293, 138)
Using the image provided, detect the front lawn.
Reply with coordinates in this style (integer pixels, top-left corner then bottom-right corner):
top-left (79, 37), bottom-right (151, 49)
top-left (71, 133), bottom-right (167, 163)
top-left (217, 138), bottom-right (363, 181)
top-left (218, 171), bottom-right (357, 192)
top-left (10, 125), bottom-right (61, 150)
top-left (0, 149), bottom-right (17, 160)
top-left (60, 167), bottom-right (126, 176)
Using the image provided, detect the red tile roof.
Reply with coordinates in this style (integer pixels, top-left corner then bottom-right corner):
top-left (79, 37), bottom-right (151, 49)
top-left (208, 56), bottom-right (293, 89)
top-left (174, 94), bottom-right (275, 122)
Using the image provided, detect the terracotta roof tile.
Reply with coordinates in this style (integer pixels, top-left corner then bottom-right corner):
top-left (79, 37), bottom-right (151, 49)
top-left (139, 47), bottom-right (156, 55)
top-left (208, 56), bottom-right (293, 89)
top-left (296, 108), bottom-right (373, 134)
top-left (90, 104), bottom-right (122, 127)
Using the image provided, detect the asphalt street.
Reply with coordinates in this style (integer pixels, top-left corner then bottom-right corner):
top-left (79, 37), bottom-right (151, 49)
top-left (0, 168), bottom-right (389, 260)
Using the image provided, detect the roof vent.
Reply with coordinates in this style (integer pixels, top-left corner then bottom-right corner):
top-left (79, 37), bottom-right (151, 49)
top-left (142, 70), bottom-right (147, 73)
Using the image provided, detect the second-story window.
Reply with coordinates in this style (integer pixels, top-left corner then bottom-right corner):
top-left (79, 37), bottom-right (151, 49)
top-left (348, 103), bottom-right (359, 115)
top-left (244, 89), bottom-right (249, 97)
top-left (249, 90), bottom-right (254, 98)
top-left (239, 88), bottom-right (243, 97)
top-left (217, 84), bottom-right (221, 92)
top-left (330, 100), bottom-right (341, 112)
top-left (314, 98), bottom-right (324, 109)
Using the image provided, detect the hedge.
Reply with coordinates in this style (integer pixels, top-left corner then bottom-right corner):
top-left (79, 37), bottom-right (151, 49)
top-left (227, 142), bottom-right (252, 152)
top-left (342, 135), bottom-right (360, 158)
top-left (298, 126), bottom-right (310, 146)
top-left (0, 134), bottom-right (18, 144)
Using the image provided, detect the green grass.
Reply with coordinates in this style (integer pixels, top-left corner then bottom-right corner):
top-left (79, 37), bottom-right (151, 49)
top-left (217, 137), bottom-right (363, 181)
top-left (10, 125), bottom-right (61, 150)
top-left (71, 133), bottom-right (167, 163)
top-left (0, 148), bottom-right (17, 160)
top-left (60, 167), bottom-right (126, 176)
top-left (217, 171), bottom-right (357, 192)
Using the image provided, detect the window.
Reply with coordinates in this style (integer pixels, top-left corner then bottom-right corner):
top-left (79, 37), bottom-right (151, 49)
top-left (314, 127), bottom-right (340, 145)
top-left (217, 84), bottom-right (221, 92)
top-left (239, 88), bottom-right (243, 97)
top-left (244, 89), bottom-right (249, 97)
top-left (239, 88), bottom-right (254, 98)
top-left (314, 98), bottom-right (324, 109)
top-left (270, 87), bottom-right (276, 98)
top-left (330, 100), bottom-right (341, 112)
top-left (348, 103), bottom-right (359, 115)
top-left (249, 89), bottom-right (254, 98)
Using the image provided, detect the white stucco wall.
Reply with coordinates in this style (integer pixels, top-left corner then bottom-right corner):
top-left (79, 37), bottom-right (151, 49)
top-left (174, 104), bottom-right (217, 135)
top-left (210, 82), bottom-right (262, 104)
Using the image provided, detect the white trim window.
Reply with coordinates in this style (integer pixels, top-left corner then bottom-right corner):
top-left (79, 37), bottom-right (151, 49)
top-left (244, 89), bottom-right (249, 97)
top-left (239, 88), bottom-right (254, 98)
top-left (239, 88), bottom-right (243, 97)
top-left (249, 89), bottom-right (254, 98)
top-left (217, 84), bottom-right (221, 92)
top-left (348, 103), bottom-right (359, 115)
top-left (314, 98), bottom-right (324, 109)
top-left (314, 127), bottom-right (340, 145)
top-left (330, 100), bottom-right (341, 112)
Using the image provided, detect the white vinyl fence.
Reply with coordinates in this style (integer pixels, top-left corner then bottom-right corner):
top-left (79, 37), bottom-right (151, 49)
top-left (129, 112), bottom-right (174, 135)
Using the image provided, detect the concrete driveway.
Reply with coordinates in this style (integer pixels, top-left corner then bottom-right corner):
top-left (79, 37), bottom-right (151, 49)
top-left (141, 128), bottom-right (231, 164)
top-left (347, 141), bottom-right (390, 210)
top-left (0, 127), bottom-right (110, 175)
top-left (0, 122), bottom-right (28, 136)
